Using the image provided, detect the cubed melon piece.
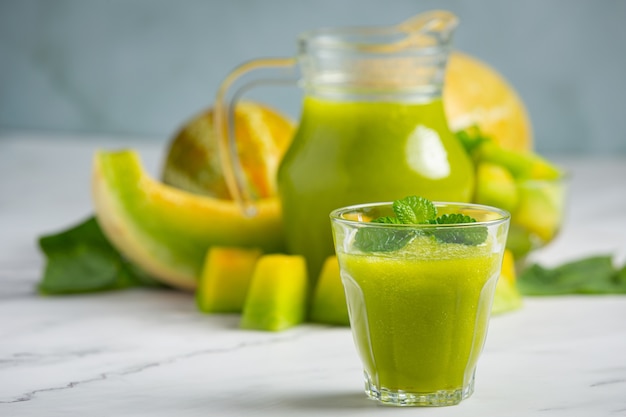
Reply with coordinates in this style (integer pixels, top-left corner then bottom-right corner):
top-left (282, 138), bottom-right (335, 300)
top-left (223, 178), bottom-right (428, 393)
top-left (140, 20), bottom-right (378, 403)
top-left (309, 256), bottom-right (349, 326)
top-left (474, 162), bottom-right (518, 212)
top-left (196, 246), bottom-right (262, 313)
top-left (513, 179), bottom-right (565, 243)
top-left (492, 249), bottom-right (523, 315)
top-left (478, 141), bottom-right (561, 180)
top-left (240, 254), bottom-right (308, 331)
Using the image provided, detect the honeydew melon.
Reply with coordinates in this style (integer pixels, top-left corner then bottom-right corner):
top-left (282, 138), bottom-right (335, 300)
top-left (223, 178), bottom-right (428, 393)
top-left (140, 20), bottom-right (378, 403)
top-left (513, 179), bottom-right (565, 244)
top-left (196, 246), bottom-right (262, 313)
top-left (240, 254), bottom-right (308, 331)
top-left (92, 150), bottom-right (285, 290)
top-left (474, 162), bottom-right (518, 212)
top-left (492, 249), bottom-right (523, 315)
top-left (310, 256), bottom-right (349, 326)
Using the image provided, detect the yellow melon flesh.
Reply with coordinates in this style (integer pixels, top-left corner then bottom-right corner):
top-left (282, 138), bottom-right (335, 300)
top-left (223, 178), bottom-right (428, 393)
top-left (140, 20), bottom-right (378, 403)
top-left (240, 254), bottom-right (308, 331)
top-left (162, 101), bottom-right (295, 199)
top-left (492, 249), bottom-right (523, 315)
top-left (92, 150), bottom-right (285, 290)
top-left (310, 256), bottom-right (349, 326)
top-left (196, 246), bottom-right (262, 313)
top-left (445, 52), bottom-right (533, 152)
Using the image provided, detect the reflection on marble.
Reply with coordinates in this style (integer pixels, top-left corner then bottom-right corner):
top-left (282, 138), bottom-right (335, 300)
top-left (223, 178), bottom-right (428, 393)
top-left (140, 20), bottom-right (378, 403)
top-left (1, 133), bottom-right (626, 416)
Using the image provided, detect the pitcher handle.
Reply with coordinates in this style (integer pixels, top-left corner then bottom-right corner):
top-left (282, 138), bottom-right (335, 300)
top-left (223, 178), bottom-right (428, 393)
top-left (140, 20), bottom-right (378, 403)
top-left (214, 57), bottom-right (298, 217)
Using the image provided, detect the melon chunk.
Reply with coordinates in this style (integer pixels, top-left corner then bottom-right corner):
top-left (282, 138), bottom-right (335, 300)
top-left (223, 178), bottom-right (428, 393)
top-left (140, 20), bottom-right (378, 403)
top-left (474, 162), bottom-right (518, 212)
top-left (92, 150), bottom-right (284, 290)
top-left (196, 246), bottom-right (262, 313)
top-left (492, 249), bottom-right (523, 315)
top-left (240, 254), bottom-right (308, 331)
top-left (310, 256), bottom-right (349, 326)
top-left (512, 179), bottom-right (565, 244)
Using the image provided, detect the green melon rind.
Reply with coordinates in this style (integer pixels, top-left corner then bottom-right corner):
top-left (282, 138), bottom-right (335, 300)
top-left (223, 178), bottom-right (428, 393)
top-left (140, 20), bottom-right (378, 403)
top-left (92, 150), bottom-right (285, 290)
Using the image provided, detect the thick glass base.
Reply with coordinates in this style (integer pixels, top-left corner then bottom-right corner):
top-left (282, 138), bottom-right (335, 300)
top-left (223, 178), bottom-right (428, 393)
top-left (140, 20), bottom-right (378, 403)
top-left (364, 372), bottom-right (475, 407)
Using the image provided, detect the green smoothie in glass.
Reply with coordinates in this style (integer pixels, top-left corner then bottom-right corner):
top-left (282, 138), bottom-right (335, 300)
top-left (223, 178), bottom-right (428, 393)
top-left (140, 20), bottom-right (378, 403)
top-left (330, 197), bottom-right (510, 406)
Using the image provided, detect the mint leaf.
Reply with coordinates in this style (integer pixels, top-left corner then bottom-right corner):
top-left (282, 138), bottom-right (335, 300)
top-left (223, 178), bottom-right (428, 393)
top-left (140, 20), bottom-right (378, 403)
top-left (431, 213), bottom-right (476, 224)
top-left (455, 125), bottom-right (493, 159)
top-left (38, 217), bottom-right (163, 294)
top-left (353, 196), bottom-right (435, 252)
top-left (427, 214), bottom-right (488, 245)
top-left (392, 195), bottom-right (437, 224)
top-left (354, 226), bottom-right (414, 252)
top-left (518, 255), bottom-right (626, 296)
top-left (354, 214), bottom-right (415, 252)
top-left (372, 216), bottom-right (403, 224)
top-left (353, 196), bottom-right (489, 252)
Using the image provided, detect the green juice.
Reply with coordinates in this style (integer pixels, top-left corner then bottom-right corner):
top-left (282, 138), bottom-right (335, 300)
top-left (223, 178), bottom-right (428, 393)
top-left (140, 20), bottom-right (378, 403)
top-left (277, 97), bottom-right (474, 282)
top-left (337, 237), bottom-right (500, 395)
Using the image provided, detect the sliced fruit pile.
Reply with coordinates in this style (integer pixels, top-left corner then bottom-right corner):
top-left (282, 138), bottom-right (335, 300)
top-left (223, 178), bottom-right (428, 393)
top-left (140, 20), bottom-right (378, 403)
top-left (93, 147), bottom-right (348, 329)
top-left (197, 248), bottom-right (348, 330)
top-left (40, 49), bottom-right (552, 327)
top-left (457, 127), bottom-right (566, 260)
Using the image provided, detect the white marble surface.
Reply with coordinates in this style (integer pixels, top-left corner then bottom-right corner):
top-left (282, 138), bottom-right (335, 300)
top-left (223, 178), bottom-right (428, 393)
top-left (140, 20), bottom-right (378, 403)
top-left (1, 133), bottom-right (626, 416)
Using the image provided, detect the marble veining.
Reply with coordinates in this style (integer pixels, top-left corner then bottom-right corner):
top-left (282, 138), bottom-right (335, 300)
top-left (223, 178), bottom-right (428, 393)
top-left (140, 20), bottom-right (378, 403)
top-left (1, 326), bottom-right (314, 405)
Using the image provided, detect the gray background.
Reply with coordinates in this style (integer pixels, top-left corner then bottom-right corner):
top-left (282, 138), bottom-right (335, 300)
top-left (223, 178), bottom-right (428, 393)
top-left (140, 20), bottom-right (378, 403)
top-left (1, 0), bottom-right (625, 154)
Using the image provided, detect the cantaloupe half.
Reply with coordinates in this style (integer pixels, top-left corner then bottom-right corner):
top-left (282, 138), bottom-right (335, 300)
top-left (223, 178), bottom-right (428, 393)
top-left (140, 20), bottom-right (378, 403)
top-left (92, 149), bottom-right (285, 290)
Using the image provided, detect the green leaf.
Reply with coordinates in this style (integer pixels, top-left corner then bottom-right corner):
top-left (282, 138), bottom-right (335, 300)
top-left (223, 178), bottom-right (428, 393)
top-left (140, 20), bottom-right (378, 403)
top-left (354, 227), bottom-right (414, 253)
top-left (431, 213), bottom-right (476, 224)
top-left (372, 216), bottom-right (403, 224)
top-left (518, 255), bottom-right (626, 296)
top-left (617, 264), bottom-right (626, 286)
top-left (454, 125), bottom-right (493, 158)
top-left (392, 195), bottom-right (437, 225)
top-left (38, 217), bottom-right (163, 294)
top-left (353, 195), bottom-right (435, 252)
top-left (427, 214), bottom-right (488, 246)
top-left (353, 195), bottom-right (490, 252)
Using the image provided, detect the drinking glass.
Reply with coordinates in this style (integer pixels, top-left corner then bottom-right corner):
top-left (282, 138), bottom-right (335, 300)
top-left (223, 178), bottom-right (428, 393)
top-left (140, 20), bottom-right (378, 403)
top-left (330, 201), bottom-right (510, 406)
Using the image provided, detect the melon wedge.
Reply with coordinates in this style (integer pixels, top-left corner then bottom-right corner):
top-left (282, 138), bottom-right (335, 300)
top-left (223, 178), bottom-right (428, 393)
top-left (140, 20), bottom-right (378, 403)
top-left (310, 256), bottom-right (350, 326)
top-left (492, 249), bottom-right (523, 315)
top-left (92, 150), bottom-right (285, 290)
top-left (196, 246), bottom-right (262, 313)
top-left (240, 254), bottom-right (308, 331)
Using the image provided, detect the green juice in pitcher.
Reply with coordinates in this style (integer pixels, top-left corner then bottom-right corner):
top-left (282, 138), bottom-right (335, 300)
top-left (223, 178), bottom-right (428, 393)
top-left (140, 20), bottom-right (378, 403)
top-left (278, 96), bottom-right (474, 280)
top-left (212, 11), bottom-right (471, 284)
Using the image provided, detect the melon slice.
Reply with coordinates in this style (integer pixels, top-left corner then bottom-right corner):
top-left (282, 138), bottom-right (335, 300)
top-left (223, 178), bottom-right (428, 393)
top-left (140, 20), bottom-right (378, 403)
top-left (474, 162), bottom-right (518, 212)
top-left (492, 249), bottom-right (523, 315)
top-left (92, 150), bottom-right (285, 290)
top-left (196, 246), bottom-right (262, 313)
top-left (240, 254), bottom-right (308, 331)
top-left (309, 256), bottom-right (350, 326)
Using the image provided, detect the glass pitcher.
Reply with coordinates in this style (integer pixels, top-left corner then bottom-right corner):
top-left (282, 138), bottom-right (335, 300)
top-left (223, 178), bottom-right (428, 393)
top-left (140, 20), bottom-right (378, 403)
top-left (215, 10), bottom-right (474, 283)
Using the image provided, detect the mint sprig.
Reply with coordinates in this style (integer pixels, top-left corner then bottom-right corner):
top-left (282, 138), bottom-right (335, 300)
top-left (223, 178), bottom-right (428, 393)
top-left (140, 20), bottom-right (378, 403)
top-left (393, 196), bottom-right (437, 224)
top-left (427, 214), bottom-right (488, 245)
top-left (354, 196), bottom-right (487, 252)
